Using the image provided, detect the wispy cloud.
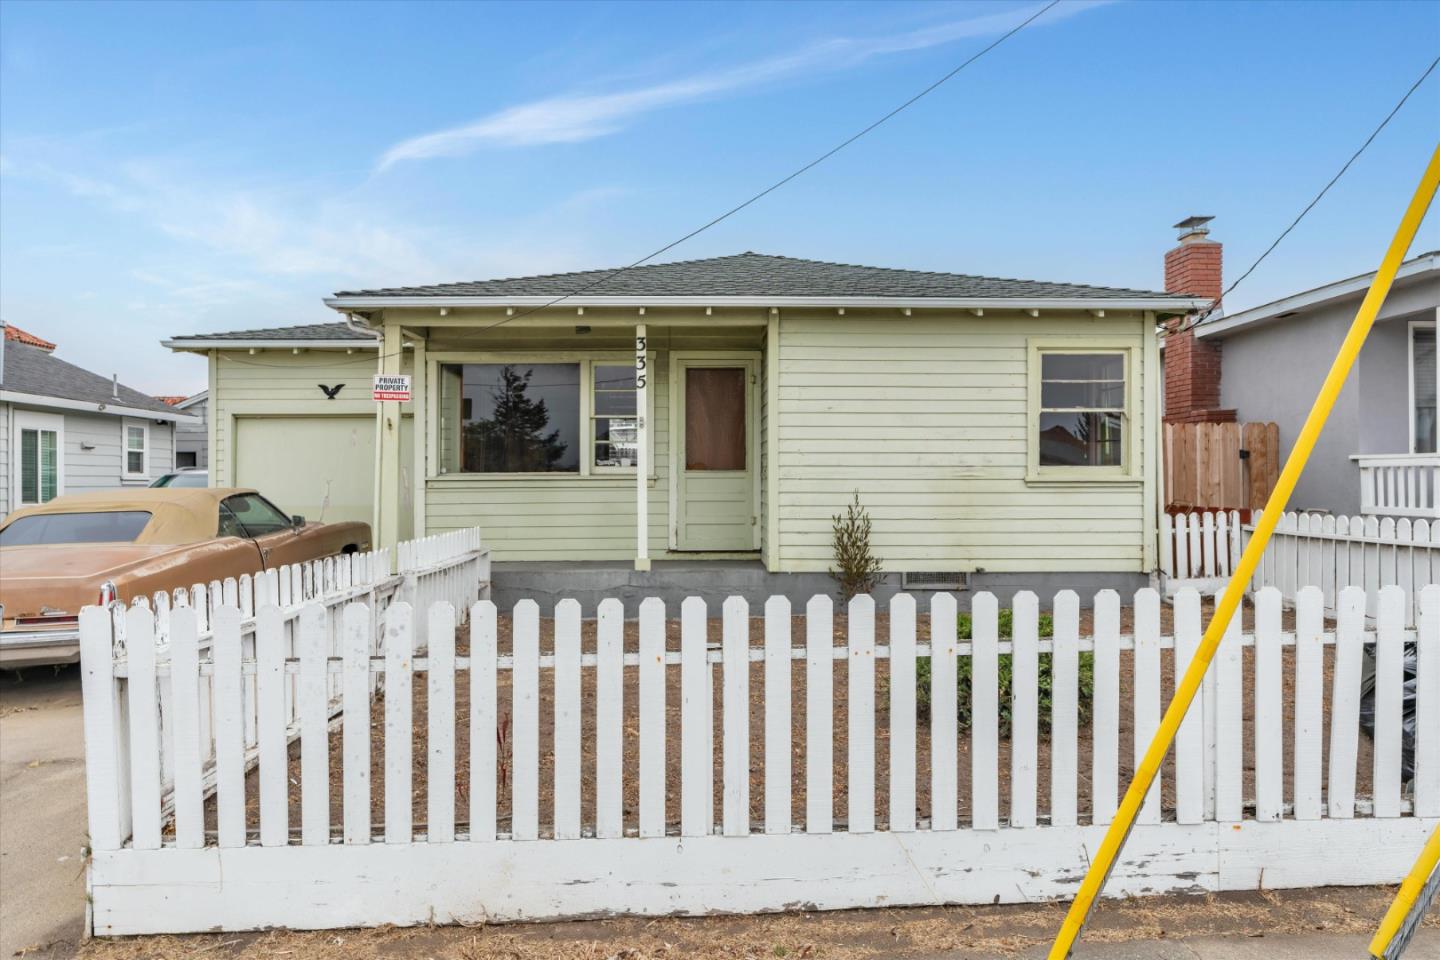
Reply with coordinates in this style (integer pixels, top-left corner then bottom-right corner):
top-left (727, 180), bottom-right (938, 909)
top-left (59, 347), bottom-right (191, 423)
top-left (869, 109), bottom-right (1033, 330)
top-left (376, 1), bottom-right (1109, 171)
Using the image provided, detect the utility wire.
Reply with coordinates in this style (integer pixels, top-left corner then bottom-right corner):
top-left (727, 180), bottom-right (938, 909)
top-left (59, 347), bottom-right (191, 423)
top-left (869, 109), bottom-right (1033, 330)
top-left (1169, 53), bottom-right (1440, 337)
top-left (468, 0), bottom-right (1064, 333)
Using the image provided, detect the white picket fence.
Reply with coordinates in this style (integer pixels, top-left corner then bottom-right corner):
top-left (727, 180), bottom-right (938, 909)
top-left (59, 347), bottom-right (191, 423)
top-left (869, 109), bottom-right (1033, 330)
top-left (1159, 510), bottom-right (1243, 589)
top-left (1252, 511), bottom-right (1440, 627)
top-left (104, 529), bottom-right (489, 828)
top-left (80, 583), bottom-right (1438, 935)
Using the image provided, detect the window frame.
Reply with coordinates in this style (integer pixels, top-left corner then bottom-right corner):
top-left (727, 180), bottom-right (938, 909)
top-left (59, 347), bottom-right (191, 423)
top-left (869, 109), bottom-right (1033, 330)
top-left (1026, 338), bottom-right (1141, 483)
top-left (122, 418), bottom-right (149, 479)
top-left (11, 410), bottom-right (65, 507)
top-left (1409, 318), bottom-right (1437, 455)
top-left (430, 352), bottom-right (656, 480)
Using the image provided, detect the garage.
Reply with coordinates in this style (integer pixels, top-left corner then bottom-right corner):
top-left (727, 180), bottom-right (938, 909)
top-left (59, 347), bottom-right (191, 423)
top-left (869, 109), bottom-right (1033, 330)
top-left (234, 415), bottom-right (375, 527)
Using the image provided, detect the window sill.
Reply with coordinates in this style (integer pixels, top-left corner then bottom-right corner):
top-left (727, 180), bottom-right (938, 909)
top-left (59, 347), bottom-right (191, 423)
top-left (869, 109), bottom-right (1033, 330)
top-left (429, 472), bottom-right (658, 485)
top-left (1024, 471), bottom-right (1142, 487)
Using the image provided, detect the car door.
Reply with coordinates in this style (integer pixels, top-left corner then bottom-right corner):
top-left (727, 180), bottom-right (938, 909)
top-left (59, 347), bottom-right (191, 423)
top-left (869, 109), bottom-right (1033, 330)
top-left (221, 492), bottom-right (316, 570)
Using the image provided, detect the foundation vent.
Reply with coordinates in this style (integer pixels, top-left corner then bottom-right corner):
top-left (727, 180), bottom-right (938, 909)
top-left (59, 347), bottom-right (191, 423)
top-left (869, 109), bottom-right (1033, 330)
top-left (901, 571), bottom-right (970, 592)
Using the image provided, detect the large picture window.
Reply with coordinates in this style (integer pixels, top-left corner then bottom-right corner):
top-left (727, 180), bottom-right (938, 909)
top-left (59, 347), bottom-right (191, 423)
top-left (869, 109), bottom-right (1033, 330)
top-left (1037, 352), bottom-right (1126, 468)
top-left (1412, 323), bottom-right (1436, 454)
top-left (444, 363), bottom-right (581, 473)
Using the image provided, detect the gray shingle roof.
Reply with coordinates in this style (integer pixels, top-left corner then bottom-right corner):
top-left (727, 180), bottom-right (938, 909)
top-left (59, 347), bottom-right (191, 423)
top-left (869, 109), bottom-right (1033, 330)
top-left (332, 252), bottom-right (1172, 300)
top-left (167, 322), bottom-right (377, 344)
top-left (2, 341), bottom-right (182, 414)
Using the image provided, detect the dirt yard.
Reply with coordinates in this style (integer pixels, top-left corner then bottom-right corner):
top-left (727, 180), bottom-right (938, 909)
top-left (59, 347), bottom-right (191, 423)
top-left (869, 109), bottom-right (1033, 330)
top-left (201, 598), bottom-right (1372, 842)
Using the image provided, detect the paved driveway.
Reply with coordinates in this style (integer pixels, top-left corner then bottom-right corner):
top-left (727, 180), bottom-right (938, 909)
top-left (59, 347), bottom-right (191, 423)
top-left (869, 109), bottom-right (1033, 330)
top-left (0, 667), bottom-right (88, 958)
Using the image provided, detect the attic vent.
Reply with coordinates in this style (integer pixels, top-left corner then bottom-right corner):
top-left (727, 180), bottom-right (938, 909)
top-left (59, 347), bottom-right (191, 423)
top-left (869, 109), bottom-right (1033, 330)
top-left (901, 571), bottom-right (969, 592)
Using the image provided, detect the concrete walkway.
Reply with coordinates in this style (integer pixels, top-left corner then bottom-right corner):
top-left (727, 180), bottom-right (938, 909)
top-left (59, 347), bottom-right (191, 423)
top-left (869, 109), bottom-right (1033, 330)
top-left (0, 667), bottom-right (88, 958)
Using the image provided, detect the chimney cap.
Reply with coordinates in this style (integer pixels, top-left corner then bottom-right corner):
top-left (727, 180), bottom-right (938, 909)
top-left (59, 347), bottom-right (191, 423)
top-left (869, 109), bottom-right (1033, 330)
top-left (1173, 215), bottom-right (1215, 239)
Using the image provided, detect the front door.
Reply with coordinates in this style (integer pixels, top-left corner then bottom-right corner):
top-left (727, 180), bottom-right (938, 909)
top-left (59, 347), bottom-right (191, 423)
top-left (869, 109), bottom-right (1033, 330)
top-left (673, 356), bottom-right (758, 551)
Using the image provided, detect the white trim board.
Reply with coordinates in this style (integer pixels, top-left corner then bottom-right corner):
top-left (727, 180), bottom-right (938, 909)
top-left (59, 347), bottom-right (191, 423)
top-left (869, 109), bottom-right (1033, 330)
top-left (0, 390), bottom-right (197, 423)
top-left (325, 295), bottom-right (1207, 312)
top-left (90, 817), bottom-right (1437, 935)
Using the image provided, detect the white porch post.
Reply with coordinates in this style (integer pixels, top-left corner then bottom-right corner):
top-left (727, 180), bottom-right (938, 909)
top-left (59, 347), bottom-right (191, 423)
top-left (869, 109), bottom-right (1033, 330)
top-left (635, 323), bottom-right (650, 571)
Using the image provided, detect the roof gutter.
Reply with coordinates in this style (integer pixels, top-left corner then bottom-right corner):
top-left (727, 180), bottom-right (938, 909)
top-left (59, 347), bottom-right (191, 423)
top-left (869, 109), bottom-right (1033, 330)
top-left (0, 389), bottom-right (198, 422)
top-left (322, 294), bottom-right (1208, 312)
top-left (162, 338), bottom-right (380, 352)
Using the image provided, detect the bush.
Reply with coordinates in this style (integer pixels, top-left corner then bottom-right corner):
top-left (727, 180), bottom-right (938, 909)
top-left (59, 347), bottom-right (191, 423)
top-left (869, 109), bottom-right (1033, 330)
top-left (915, 609), bottom-right (1094, 734)
top-left (829, 491), bottom-right (882, 602)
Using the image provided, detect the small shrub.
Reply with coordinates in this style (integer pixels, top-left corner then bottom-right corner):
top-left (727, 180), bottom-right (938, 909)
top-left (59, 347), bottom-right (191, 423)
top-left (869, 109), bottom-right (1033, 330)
top-left (915, 609), bottom-right (1094, 734)
top-left (829, 491), bottom-right (882, 602)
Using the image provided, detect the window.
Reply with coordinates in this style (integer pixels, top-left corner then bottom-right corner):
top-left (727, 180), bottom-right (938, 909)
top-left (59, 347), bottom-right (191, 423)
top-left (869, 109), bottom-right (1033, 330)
top-left (1035, 350), bottom-right (1128, 470)
top-left (176, 450), bottom-right (198, 468)
top-left (0, 511), bottom-right (151, 546)
top-left (123, 420), bottom-right (148, 477)
top-left (221, 493), bottom-right (293, 536)
top-left (592, 364), bottom-right (639, 469)
top-left (1412, 323), bottom-right (1436, 454)
top-left (217, 502), bottom-right (248, 538)
top-left (14, 412), bottom-right (62, 506)
top-left (440, 362), bottom-right (581, 473)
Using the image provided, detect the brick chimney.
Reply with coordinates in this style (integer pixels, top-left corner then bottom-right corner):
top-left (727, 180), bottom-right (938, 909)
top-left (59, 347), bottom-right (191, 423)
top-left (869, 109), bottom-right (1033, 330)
top-left (1163, 216), bottom-right (1234, 423)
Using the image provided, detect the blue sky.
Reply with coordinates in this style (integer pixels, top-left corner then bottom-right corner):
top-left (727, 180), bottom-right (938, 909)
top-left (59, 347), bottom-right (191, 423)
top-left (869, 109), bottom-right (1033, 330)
top-left (1, 0), bottom-right (1437, 394)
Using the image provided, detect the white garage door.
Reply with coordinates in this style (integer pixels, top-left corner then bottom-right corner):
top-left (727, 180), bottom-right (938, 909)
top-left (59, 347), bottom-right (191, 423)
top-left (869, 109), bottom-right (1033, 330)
top-left (235, 416), bottom-right (375, 527)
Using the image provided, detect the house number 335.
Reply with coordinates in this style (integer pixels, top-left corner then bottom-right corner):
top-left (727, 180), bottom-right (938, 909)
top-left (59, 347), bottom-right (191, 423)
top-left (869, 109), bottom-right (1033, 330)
top-left (635, 336), bottom-right (648, 389)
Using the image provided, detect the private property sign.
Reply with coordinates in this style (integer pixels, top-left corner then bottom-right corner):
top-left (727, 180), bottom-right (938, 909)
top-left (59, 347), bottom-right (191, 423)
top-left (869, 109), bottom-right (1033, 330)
top-left (372, 374), bottom-right (412, 402)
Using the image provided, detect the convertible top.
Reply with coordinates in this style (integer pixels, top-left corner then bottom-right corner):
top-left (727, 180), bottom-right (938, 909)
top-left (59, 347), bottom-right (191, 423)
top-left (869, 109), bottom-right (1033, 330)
top-left (0, 488), bottom-right (258, 545)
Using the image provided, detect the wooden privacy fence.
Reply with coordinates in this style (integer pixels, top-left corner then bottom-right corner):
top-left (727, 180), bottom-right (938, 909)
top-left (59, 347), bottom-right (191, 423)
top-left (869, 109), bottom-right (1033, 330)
top-left (1250, 510), bottom-right (1440, 627)
top-left (81, 585), bottom-right (1438, 934)
top-left (1164, 421), bottom-right (1279, 511)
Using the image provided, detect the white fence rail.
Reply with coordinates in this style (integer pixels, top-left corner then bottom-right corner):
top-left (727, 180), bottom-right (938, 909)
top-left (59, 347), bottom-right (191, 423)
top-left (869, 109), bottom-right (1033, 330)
top-left (112, 529), bottom-right (489, 825)
top-left (1251, 511), bottom-right (1440, 626)
top-left (81, 584), bottom-right (1438, 934)
top-left (1159, 510), bottom-right (1243, 587)
top-left (1356, 453), bottom-right (1440, 519)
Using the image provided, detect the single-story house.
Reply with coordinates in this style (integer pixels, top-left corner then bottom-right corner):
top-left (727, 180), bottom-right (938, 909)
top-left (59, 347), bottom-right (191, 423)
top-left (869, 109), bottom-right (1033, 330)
top-left (168, 253), bottom-right (1204, 604)
top-left (0, 323), bottom-right (194, 516)
top-left (1163, 231), bottom-right (1438, 519)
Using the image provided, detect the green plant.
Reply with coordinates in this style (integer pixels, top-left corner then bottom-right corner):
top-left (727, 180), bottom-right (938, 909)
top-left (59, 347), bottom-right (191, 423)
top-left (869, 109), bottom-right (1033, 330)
top-left (915, 609), bottom-right (1094, 734)
top-left (828, 491), bottom-right (882, 601)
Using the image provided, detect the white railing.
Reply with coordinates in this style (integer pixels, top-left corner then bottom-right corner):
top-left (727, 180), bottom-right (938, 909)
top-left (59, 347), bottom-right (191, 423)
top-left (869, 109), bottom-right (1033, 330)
top-left (80, 585), bottom-right (1438, 935)
top-left (1356, 453), bottom-right (1440, 519)
top-left (1159, 510), bottom-right (1242, 588)
top-left (1250, 510), bottom-right (1440, 627)
top-left (112, 529), bottom-right (489, 820)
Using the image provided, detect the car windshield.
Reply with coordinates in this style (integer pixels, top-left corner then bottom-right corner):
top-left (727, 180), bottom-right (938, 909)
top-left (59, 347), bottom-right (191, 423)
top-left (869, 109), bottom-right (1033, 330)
top-left (0, 511), bottom-right (153, 546)
top-left (151, 471), bottom-right (208, 488)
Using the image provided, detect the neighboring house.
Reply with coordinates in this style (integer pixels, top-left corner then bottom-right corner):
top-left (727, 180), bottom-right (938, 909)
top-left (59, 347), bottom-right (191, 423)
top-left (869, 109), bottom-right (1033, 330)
top-left (163, 323), bottom-right (382, 527)
top-left (169, 254), bottom-right (1203, 602)
top-left (170, 390), bottom-right (209, 469)
top-left (0, 322), bottom-right (194, 516)
top-left (1163, 228), bottom-right (1438, 518)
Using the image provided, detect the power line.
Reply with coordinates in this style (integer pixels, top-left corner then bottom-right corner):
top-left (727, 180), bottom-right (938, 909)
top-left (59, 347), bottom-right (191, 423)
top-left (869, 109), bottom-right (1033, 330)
top-left (1171, 53), bottom-right (1440, 336)
top-left (468, 0), bottom-right (1063, 334)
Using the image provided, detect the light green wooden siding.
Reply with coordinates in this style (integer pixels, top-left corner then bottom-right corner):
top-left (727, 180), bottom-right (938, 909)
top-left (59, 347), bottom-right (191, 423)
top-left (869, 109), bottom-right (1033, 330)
top-left (774, 311), bottom-right (1154, 573)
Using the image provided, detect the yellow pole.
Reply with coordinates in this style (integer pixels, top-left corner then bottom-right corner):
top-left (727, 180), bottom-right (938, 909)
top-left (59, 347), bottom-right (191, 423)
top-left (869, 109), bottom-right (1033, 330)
top-left (1049, 142), bottom-right (1440, 960)
top-left (1368, 824), bottom-right (1440, 959)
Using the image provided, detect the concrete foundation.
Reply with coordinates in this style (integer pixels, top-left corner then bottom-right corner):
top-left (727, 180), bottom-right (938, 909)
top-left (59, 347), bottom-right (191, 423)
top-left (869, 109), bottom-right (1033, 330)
top-left (490, 560), bottom-right (1152, 616)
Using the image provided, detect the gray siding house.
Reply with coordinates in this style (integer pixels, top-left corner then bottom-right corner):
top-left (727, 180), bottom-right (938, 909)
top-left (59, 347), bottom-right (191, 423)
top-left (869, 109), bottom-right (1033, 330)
top-left (172, 390), bottom-right (208, 469)
top-left (0, 324), bottom-right (194, 516)
top-left (1194, 251), bottom-right (1438, 518)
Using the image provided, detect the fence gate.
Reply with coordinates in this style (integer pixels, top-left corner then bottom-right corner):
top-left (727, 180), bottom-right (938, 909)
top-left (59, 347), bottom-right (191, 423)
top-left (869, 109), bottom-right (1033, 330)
top-left (1164, 421), bottom-right (1279, 511)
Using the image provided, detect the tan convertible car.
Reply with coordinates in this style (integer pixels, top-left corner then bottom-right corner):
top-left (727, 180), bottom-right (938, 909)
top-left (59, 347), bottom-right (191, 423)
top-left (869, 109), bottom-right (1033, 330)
top-left (0, 488), bottom-right (370, 668)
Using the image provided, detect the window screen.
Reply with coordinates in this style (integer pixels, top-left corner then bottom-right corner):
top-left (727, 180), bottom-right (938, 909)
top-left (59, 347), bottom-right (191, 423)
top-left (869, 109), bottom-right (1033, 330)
top-left (1414, 326), bottom-right (1436, 454)
top-left (1038, 353), bottom-right (1125, 467)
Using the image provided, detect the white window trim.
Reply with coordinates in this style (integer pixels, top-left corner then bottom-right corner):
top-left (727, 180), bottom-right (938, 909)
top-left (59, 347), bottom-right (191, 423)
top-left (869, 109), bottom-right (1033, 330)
top-left (11, 410), bottom-right (65, 507)
top-left (122, 418), bottom-right (150, 479)
top-left (1409, 318), bottom-right (1436, 455)
top-left (1026, 337), bottom-right (1142, 483)
top-left (428, 352), bottom-right (656, 480)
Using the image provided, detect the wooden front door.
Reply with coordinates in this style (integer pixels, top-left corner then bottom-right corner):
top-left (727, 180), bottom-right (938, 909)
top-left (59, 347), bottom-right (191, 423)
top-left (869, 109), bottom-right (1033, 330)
top-left (673, 356), bottom-right (758, 551)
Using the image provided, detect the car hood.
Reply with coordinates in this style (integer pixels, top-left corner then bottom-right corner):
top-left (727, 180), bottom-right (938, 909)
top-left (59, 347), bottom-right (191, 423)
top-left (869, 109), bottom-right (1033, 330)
top-left (0, 544), bottom-right (179, 621)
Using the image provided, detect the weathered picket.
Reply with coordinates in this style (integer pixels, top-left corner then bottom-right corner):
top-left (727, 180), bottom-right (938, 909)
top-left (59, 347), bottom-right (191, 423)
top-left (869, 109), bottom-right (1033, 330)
top-left (82, 584), bottom-right (1438, 935)
top-left (1159, 510), bottom-right (1243, 588)
top-left (1250, 510), bottom-right (1440, 626)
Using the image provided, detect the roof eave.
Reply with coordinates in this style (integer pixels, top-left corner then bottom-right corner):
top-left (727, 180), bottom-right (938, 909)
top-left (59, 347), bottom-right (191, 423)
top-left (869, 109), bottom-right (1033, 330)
top-left (163, 338), bottom-right (380, 352)
top-left (322, 294), bottom-right (1205, 312)
top-left (0, 389), bottom-right (199, 422)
